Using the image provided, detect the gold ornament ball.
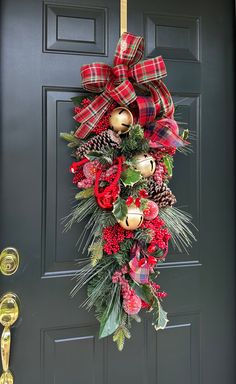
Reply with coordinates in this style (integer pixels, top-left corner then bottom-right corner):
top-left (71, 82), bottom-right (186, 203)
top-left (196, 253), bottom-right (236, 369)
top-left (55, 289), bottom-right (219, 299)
top-left (132, 153), bottom-right (156, 177)
top-left (118, 205), bottom-right (143, 231)
top-left (109, 107), bottom-right (133, 134)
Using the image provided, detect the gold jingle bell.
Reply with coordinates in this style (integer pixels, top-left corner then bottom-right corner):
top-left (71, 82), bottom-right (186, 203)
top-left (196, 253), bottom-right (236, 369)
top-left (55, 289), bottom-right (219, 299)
top-left (118, 205), bottom-right (143, 231)
top-left (132, 153), bottom-right (156, 177)
top-left (109, 107), bottom-right (133, 134)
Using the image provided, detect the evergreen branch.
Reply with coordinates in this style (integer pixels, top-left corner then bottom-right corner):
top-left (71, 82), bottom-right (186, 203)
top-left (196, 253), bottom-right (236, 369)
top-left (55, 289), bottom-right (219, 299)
top-left (60, 132), bottom-right (81, 148)
top-left (159, 206), bottom-right (197, 253)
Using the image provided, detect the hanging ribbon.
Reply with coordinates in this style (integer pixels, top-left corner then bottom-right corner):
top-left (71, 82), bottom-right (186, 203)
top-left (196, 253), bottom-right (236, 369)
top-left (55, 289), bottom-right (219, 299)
top-left (145, 118), bottom-right (189, 148)
top-left (74, 32), bottom-right (175, 139)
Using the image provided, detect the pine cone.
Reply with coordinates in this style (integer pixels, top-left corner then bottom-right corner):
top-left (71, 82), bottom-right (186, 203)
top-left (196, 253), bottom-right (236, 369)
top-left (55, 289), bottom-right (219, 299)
top-left (147, 179), bottom-right (176, 208)
top-left (76, 130), bottom-right (121, 158)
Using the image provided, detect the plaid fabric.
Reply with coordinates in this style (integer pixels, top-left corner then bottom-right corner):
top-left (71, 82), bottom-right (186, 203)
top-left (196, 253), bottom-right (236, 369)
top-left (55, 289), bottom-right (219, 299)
top-left (145, 119), bottom-right (187, 148)
top-left (131, 57), bottom-right (166, 83)
top-left (148, 81), bottom-right (175, 119)
top-left (136, 96), bottom-right (156, 126)
top-left (74, 91), bottom-right (114, 136)
top-left (81, 63), bottom-right (111, 92)
top-left (129, 257), bottom-right (150, 284)
top-left (114, 32), bottom-right (144, 67)
top-left (75, 32), bottom-right (173, 138)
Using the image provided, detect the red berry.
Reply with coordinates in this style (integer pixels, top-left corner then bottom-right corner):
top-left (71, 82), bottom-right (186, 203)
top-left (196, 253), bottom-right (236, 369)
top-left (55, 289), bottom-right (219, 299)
top-left (148, 256), bottom-right (157, 266)
top-left (135, 197), bottom-right (141, 207)
top-left (147, 244), bottom-right (157, 254)
top-left (126, 196), bottom-right (134, 206)
top-left (139, 189), bottom-right (148, 198)
top-left (138, 258), bottom-right (147, 267)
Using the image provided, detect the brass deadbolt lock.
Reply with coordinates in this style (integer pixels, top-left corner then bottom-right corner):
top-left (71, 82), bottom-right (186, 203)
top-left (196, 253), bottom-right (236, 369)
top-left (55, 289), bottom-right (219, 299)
top-left (0, 248), bottom-right (19, 276)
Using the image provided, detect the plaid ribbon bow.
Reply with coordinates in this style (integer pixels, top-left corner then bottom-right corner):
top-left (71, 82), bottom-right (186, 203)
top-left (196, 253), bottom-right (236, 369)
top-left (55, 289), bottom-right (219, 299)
top-left (74, 32), bottom-right (174, 138)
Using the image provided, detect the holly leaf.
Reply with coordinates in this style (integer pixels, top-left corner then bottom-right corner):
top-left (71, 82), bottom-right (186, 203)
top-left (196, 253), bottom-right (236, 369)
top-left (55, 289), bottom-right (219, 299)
top-left (75, 187), bottom-right (94, 200)
top-left (99, 288), bottom-right (121, 338)
top-left (163, 155), bottom-right (174, 178)
top-left (112, 196), bottom-right (128, 221)
top-left (182, 129), bottom-right (189, 140)
top-left (152, 299), bottom-right (169, 331)
top-left (121, 167), bottom-right (142, 186)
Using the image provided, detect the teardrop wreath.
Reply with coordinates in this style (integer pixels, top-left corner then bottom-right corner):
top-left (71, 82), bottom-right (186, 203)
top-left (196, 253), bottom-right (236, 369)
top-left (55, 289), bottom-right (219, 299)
top-left (61, 33), bottom-right (195, 351)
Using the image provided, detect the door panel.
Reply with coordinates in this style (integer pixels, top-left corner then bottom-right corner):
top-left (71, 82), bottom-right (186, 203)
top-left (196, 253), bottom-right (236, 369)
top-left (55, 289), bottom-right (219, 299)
top-left (0, 0), bottom-right (235, 383)
top-left (129, 0), bottom-right (235, 383)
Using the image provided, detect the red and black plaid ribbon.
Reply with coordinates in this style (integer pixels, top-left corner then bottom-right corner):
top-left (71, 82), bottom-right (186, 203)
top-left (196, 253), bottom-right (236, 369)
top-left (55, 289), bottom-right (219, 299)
top-left (74, 32), bottom-right (174, 138)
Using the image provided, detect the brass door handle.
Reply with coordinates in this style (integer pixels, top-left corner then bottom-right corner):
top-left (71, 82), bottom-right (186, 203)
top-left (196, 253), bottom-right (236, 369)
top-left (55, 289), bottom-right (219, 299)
top-left (0, 248), bottom-right (19, 276)
top-left (0, 293), bottom-right (19, 384)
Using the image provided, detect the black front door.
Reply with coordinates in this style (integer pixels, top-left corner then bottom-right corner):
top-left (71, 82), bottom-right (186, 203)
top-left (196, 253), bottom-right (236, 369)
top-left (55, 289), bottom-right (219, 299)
top-left (0, 0), bottom-right (235, 383)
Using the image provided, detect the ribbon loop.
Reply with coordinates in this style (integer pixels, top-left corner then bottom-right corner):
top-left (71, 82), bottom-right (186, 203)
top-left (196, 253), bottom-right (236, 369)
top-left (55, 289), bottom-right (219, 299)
top-left (74, 32), bottom-right (174, 139)
top-left (80, 63), bottom-right (111, 92)
top-left (112, 64), bottom-right (129, 83)
top-left (114, 33), bottom-right (144, 67)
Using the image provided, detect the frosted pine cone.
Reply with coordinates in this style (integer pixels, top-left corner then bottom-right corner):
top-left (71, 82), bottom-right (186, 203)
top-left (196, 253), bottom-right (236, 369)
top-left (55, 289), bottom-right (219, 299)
top-left (147, 179), bottom-right (176, 208)
top-left (76, 130), bottom-right (121, 158)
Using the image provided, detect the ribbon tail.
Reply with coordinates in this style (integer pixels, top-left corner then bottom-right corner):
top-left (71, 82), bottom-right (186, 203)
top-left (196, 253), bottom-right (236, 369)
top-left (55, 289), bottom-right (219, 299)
top-left (146, 125), bottom-right (188, 148)
top-left (148, 81), bottom-right (175, 119)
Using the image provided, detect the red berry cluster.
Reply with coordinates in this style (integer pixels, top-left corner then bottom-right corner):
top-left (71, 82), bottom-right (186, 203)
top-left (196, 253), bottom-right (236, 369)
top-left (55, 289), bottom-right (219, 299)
top-left (74, 98), bottom-right (117, 135)
top-left (142, 217), bottom-right (171, 251)
top-left (102, 224), bottom-right (134, 255)
top-left (72, 168), bottom-right (85, 184)
top-left (150, 282), bottom-right (168, 299)
top-left (126, 189), bottom-right (148, 207)
top-left (112, 266), bottom-right (135, 300)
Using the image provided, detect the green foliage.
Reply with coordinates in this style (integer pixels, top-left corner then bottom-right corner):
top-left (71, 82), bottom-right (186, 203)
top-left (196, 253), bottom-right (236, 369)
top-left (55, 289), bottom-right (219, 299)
top-left (71, 95), bottom-right (93, 106)
top-left (159, 206), bottom-right (196, 253)
top-left (113, 252), bottom-right (127, 266)
top-left (86, 150), bottom-right (113, 165)
top-left (89, 241), bottom-right (103, 267)
top-left (152, 298), bottom-right (169, 331)
top-left (75, 187), bottom-right (94, 200)
top-left (134, 227), bottom-right (153, 244)
top-left (120, 179), bottom-right (148, 199)
top-left (163, 155), bottom-right (174, 178)
top-left (112, 196), bottom-right (128, 221)
top-left (60, 132), bottom-right (81, 148)
top-left (113, 313), bottom-right (131, 351)
top-left (133, 283), bottom-right (153, 305)
top-left (121, 167), bottom-right (142, 186)
top-left (99, 285), bottom-right (121, 338)
top-left (182, 129), bottom-right (189, 140)
top-left (121, 125), bottom-right (150, 159)
top-left (63, 196), bottom-right (98, 231)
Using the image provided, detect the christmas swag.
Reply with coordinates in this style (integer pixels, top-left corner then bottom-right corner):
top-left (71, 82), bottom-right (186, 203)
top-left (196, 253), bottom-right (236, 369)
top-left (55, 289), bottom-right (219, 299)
top-left (61, 33), bottom-right (195, 350)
